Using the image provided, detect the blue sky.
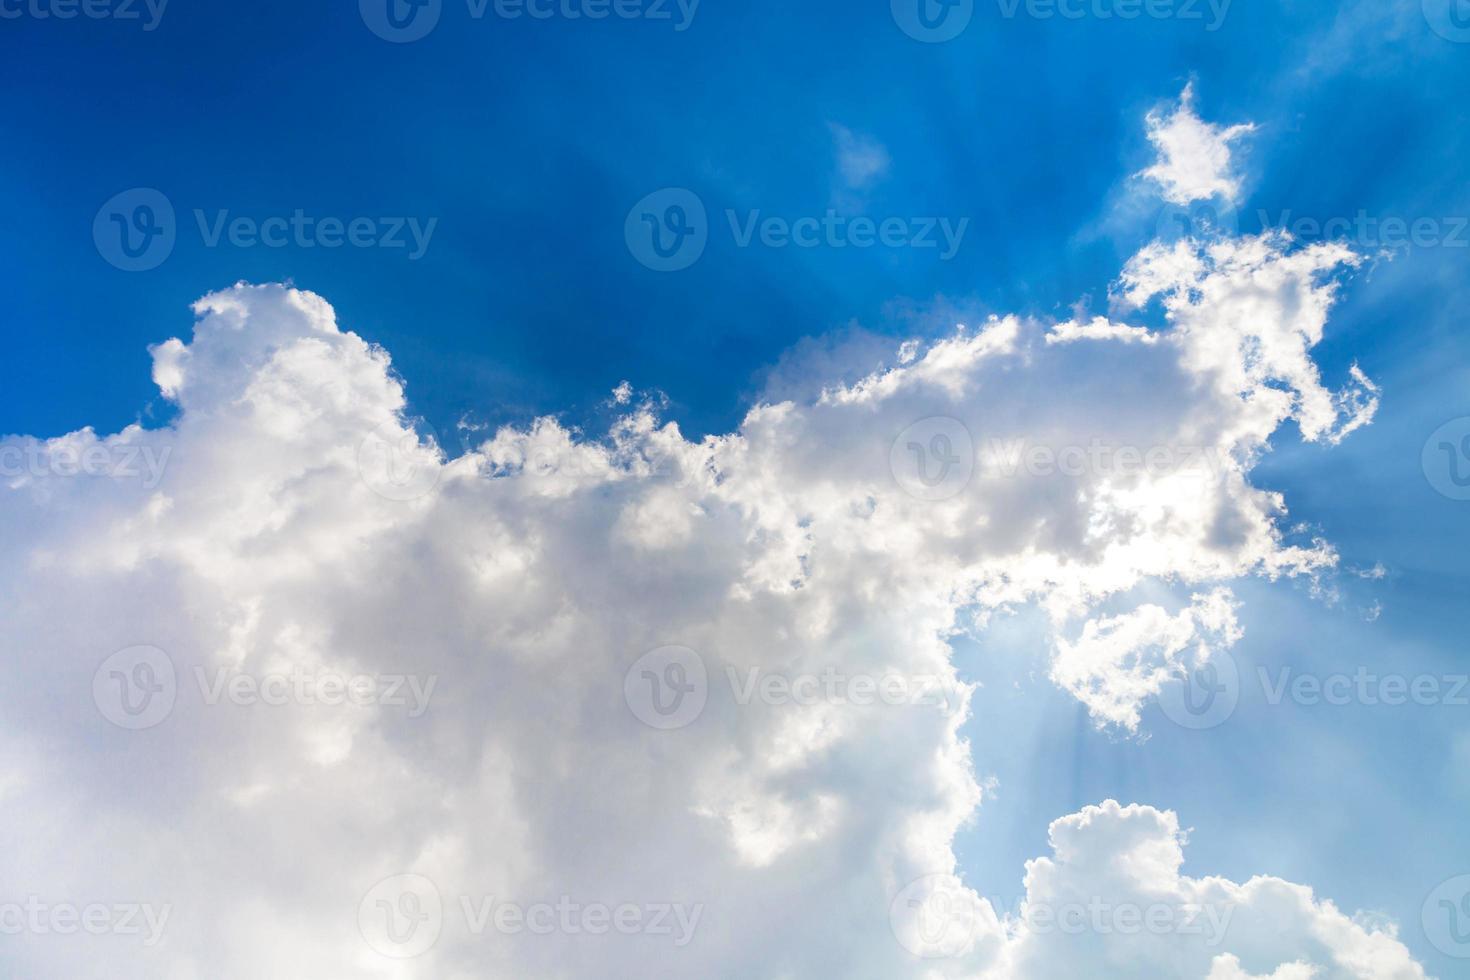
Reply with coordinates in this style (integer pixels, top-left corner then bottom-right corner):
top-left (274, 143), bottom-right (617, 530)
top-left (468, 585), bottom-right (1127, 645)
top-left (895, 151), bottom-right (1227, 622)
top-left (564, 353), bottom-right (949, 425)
top-left (4, 0), bottom-right (1470, 976)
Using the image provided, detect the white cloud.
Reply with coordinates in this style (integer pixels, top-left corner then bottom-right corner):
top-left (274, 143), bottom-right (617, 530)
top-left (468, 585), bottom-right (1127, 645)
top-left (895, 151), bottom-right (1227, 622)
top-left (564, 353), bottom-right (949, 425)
top-left (987, 802), bottom-right (1425, 980)
top-left (0, 99), bottom-right (1416, 978)
top-left (1140, 83), bottom-right (1257, 205)
top-left (1051, 588), bottom-right (1241, 731)
top-left (1045, 315), bottom-right (1158, 346)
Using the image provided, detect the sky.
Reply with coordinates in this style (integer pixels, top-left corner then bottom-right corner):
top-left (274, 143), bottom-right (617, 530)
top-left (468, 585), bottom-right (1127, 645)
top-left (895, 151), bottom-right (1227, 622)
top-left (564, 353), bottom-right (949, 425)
top-left (3, 0), bottom-right (1470, 978)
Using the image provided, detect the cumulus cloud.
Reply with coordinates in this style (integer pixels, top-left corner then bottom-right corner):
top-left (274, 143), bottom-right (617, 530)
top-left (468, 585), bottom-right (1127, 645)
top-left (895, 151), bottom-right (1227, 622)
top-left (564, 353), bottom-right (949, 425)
top-left (0, 101), bottom-right (1416, 978)
top-left (986, 802), bottom-right (1426, 980)
top-left (1140, 83), bottom-right (1257, 205)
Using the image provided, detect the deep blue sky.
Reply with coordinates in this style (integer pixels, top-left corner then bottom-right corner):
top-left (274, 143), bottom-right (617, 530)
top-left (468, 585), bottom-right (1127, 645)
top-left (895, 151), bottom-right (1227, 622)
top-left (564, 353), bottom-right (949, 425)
top-left (5, 0), bottom-right (1470, 973)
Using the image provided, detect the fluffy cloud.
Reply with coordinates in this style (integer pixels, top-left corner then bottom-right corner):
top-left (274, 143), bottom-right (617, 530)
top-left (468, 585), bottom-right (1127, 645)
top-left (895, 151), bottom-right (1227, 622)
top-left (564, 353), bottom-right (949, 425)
top-left (986, 802), bottom-right (1425, 980)
top-left (1140, 83), bottom-right (1256, 205)
top-left (0, 100), bottom-right (1419, 978)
